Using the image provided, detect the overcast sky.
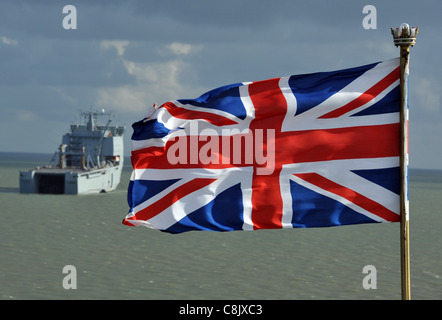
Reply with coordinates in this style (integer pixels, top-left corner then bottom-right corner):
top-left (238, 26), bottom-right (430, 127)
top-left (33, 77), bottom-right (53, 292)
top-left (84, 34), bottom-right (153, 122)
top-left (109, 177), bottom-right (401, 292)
top-left (1, 0), bottom-right (440, 169)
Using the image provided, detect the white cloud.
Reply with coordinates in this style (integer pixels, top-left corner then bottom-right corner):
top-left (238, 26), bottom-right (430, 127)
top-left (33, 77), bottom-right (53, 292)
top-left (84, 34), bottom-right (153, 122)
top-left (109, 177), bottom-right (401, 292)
top-left (167, 42), bottom-right (193, 55)
top-left (100, 40), bottom-right (129, 57)
top-left (48, 86), bottom-right (77, 104)
top-left (97, 41), bottom-right (203, 115)
top-left (18, 111), bottom-right (37, 122)
top-left (1, 36), bottom-right (18, 46)
top-left (96, 85), bottom-right (148, 112)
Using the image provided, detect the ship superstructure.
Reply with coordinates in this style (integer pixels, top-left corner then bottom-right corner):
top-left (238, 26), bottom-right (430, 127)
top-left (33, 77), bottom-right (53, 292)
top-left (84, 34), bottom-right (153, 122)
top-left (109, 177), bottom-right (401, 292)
top-left (20, 110), bottom-right (125, 194)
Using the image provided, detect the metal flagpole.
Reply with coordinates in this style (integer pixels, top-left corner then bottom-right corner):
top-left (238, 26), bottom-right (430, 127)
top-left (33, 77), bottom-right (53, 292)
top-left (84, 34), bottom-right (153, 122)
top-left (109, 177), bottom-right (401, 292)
top-left (391, 23), bottom-right (418, 300)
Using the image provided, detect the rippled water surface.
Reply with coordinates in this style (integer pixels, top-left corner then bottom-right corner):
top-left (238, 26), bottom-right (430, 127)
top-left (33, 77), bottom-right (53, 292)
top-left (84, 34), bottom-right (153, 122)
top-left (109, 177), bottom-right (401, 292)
top-left (1, 152), bottom-right (441, 299)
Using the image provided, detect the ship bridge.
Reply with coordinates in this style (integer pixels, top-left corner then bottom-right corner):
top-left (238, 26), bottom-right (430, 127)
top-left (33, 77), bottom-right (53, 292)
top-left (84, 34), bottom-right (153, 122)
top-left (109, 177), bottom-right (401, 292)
top-left (58, 110), bottom-right (125, 170)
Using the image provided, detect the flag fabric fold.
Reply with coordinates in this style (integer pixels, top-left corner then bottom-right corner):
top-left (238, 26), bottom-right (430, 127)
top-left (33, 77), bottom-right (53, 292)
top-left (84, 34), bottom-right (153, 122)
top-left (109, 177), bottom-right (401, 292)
top-left (123, 58), bottom-right (402, 234)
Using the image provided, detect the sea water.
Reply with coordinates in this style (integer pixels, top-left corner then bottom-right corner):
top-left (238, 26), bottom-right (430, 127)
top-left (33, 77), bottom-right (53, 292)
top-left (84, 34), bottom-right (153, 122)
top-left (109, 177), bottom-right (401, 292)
top-left (0, 152), bottom-right (441, 300)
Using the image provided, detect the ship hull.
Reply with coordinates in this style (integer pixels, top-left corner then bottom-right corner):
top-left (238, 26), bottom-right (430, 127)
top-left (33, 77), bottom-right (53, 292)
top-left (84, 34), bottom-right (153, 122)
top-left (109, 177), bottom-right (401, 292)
top-left (19, 110), bottom-right (125, 195)
top-left (19, 165), bottom-right (123, 194)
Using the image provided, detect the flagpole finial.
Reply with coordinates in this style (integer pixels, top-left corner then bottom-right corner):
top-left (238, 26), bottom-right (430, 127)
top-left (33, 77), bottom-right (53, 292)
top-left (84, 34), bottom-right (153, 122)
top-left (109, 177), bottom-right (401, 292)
top-left (391, 23), bottom-right (419, 47)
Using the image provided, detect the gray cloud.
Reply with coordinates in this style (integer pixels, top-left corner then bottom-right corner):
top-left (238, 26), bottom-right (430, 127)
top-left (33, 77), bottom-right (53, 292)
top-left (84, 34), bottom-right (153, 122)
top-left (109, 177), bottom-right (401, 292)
top-left (0, 0), bottom-right (440, 169)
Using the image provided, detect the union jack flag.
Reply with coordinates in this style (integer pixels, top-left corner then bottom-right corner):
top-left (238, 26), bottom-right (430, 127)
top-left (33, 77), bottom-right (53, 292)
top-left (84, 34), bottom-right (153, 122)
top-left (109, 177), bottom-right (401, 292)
top-left (123, 58), bottom-right (402, 234)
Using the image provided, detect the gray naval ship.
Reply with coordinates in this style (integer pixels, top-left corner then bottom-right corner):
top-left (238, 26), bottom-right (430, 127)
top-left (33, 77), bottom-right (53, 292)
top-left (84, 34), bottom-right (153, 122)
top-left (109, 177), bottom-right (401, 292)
top-left (20, 110), bottom-right (125, 194)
